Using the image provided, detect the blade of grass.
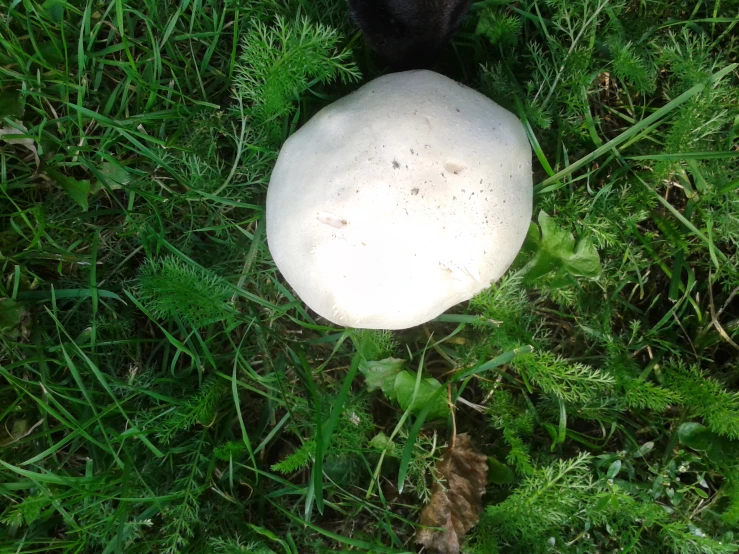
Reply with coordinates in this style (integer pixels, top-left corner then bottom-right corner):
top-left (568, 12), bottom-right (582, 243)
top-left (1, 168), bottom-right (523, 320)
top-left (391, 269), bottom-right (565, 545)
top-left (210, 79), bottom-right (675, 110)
top-left (536, 63), bottom-right (738, 193)
top-left (634, 172), bottom-right (727, 265)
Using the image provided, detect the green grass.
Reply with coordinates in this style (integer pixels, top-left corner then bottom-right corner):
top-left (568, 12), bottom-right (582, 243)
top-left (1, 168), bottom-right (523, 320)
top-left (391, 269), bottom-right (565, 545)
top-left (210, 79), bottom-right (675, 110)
top-left (1, 0), bottom-right (739, 553)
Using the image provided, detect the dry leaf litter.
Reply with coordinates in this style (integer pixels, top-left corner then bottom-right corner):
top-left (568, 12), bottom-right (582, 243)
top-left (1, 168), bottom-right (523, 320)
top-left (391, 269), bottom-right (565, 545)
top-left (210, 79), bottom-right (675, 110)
top-left (416, 433), bottom-right (488, 554)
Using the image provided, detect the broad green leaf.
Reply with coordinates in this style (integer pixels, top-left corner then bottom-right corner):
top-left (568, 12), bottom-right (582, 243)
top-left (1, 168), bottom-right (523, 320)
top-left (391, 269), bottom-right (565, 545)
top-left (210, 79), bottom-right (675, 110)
top-left (48, 169), bottom-right (90, 211)
top-left (36, 41), bottom-right (64, 66)
top-left (595, 494), bottom-right (611, 511)
top-left (92, 160), bottom-right (131, 192)
top-left (43, 0), bottom-right (65, 23)
top-left (0, 90), bottom-right (24, 119)
top-left (606, 460), bottom-right (622, 479)
top-left (568, 237), bottom-right (601, 278)
top-left (487, 457), bottom-right (516, 484)
top-left (520, 211), bottom-right (602, 282)
top-left (678, 422), bottom-right (713, 451)
top-left (632, 441), bottom-right (654, 458)
top-left (539, 210), bottom-right (576, 255)
top-left (677, 422), bottom-right (739, 466)
top-left (359, 358), bottom-right (405, 401)
top-left (10, 419), bottom-right (28, 439)
top-left (0, 299), bottom-right (25, 331)
top-left (0, 298), bottom-right (29, 339)
top-left (394, 371), bottom-right (449, 421)
top-left (368, 432), bottom-right (396, 455)
top-left (522, 221), bottom-right (541, 252)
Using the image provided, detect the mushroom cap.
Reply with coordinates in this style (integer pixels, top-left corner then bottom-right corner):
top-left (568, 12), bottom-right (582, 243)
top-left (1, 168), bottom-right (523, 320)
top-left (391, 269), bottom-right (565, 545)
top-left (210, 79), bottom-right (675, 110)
top-left (266, 70), bottom-right (532, 330)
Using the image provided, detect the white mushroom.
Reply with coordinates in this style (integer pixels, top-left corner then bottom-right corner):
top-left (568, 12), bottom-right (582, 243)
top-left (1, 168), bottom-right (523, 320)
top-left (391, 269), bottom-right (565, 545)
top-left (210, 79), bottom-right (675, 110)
top-left (266, 70), bottom-right (532, 330)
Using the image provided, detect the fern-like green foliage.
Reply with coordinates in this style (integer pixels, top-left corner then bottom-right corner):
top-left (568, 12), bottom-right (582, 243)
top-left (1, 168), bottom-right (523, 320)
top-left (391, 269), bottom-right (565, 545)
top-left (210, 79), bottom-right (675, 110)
top-left (208, 538), bottom-right (276, 554)
top-left (623, 378), bottom-right (682, 411)
top-left (513, 351), bottom-right (615, 404)
top-left (476, 7), bottom-right (522, 48)
top-left (483, 453), bottom-right (594, 548)
top-left (606, 36), bottom-right (656, 94)
top-left (214, 440), bottom-right (249, 461)
top-left (478, 0), bottom-right (667, 145)
top-left (656, 29), bottom-right (736, 171)
top-left (660, 522), bottom-right (738, 554)
top-left (137, 255), bottom-right (233, 328)
top-left (722, 477), bottom-right (739, 526)
top-left (156, 378), bottom-right (227, 444)
top-left (608, 349), bottom-right (683, 411)
top-left (158, 433), bottom-right (212, 554)
top-left (469, 274), bottom-right (536, 351)
top-left (663, 361), bottom-right (739, 439)
top-left (488, 390), bottom-right (535, 475)
top-left (475, 451), bottom-right (738, 554)
top-left (355, 329), bottom-right (399, 361)
top-left (398, 430), bottom-right (445, 503)
top-left (271, 439), bottom-right (314, 474)
top-left (232, 16), bottom-right (360, 143)
top-left (0, 494), bottom-right (47, 531)
top-left (511, 0), bottom-right (612, 127)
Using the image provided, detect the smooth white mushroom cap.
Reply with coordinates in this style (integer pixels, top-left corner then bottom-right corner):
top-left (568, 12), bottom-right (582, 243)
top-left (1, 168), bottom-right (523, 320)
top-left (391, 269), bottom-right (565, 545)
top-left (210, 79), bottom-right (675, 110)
top-left (266, 70), bottom-right (532, 330)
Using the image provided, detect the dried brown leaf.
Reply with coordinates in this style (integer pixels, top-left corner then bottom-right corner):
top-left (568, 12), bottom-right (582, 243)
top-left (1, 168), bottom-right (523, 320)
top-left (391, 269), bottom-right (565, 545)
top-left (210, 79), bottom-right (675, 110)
top-left (416, 433), bottom-right (488, 554)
